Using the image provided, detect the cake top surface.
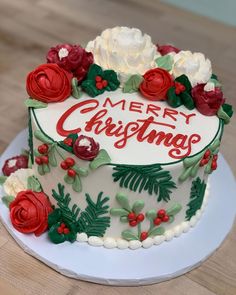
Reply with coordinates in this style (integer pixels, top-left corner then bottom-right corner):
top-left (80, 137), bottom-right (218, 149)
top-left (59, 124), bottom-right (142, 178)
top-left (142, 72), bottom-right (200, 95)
top-left (26, 26), bottom-right (233, 164)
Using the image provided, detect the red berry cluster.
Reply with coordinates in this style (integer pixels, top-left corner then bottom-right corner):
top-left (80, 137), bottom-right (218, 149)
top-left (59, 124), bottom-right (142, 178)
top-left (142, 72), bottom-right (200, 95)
top-left (57, 222), bottom-right (70, 235)
top-left (35, 144), bottom-right (49, 165)
top-left (63, 137), bottom-right (73, 147)
top-left (174, 82), bottom-right (186, 95)
top-left (60, 157), bottom-right (77, 178)
top-left (95, 75), bottom-right (108, 90)
top-left (127, 212), bottom-right (145, 227)
top-left (153, 209), bottom-right (169, 226)
top-left (200, 149), bottom-right (218, 170)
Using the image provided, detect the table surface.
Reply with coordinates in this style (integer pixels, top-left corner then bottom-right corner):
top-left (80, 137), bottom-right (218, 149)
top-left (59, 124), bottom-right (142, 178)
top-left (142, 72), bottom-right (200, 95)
top-left (0, 0), bottom-right (235, 294)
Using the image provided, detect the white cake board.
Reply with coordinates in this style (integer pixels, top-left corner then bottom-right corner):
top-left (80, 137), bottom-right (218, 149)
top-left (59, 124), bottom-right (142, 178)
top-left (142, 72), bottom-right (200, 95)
top-left (0, 129), bottom-right (235, 286)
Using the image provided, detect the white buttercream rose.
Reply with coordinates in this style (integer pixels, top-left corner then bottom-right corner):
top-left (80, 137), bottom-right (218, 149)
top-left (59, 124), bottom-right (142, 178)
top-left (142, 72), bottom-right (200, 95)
top-left (86, 26), bottom-right (160, 84)
top-left (3, 168), bottom-right (33, 197)
top-left (172, 50), bottom-right (212, 86)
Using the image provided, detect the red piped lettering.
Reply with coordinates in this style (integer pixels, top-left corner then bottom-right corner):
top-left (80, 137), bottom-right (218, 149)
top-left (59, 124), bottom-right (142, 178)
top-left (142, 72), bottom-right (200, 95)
top-left (179, 112), bottom-right (196, 124)
top-left (129, 101), bottom-right (144, 113)
top-left (163, 108), bottom-right (178, 122)
top-left (102, 97), bottom-right (125, 110)
top-left (146, 104), bottom-right (161, 117)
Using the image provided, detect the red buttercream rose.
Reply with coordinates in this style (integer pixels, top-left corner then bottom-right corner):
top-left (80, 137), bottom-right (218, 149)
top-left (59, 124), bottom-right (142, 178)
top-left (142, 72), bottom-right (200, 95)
top-left (73, 135), bottom-right (99, 160)
top-left (140, 68), bottom-right (174, 101)
top-left (46, 44), bottom-right (94, 83)
top-left (191, 84), bottom-right (225, 116)
top-left (26, 64), bottom-right (72, 103)
top-left (157, 44), bottom-right (180, 55)
top-left (9, 190), bottom-right (52, 236)
top-left (2, 155), bottom-right (28, 176)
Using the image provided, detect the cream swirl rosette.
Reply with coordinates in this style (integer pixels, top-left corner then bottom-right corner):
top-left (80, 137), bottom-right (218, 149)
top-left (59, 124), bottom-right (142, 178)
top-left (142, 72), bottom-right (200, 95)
top-left (172, 50), bottom-right (212, 86)
top-left (3, 168), bottom-right (33, 197)
top-left (86, 26), bottom-right (160, 84)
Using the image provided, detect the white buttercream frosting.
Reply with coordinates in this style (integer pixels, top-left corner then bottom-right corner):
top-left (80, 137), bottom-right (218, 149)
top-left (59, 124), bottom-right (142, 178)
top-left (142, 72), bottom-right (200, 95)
top-left (3, 168), bottom-right (34, 197)
top-left (172, 50), bottom-right (212, 86)
top-left (58, 48), bottom-right (69, 60)
top-left (204, 81), bottom-right (215, 92)
top-left (86, 26), bottom-right (160, 84)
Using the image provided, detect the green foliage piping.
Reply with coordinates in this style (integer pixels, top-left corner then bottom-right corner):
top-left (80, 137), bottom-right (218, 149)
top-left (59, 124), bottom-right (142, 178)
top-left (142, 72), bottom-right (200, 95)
top-left (185, 177), bottom-right (206, 221)
top-left (112, 163), bottom-right (176, 202)
top-left (48, 183), bottom-right (111, 244)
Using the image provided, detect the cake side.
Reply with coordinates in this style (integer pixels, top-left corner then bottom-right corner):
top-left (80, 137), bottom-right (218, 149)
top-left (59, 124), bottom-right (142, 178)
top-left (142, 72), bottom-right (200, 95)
top-left (0, 26), bottom-right (233, 250)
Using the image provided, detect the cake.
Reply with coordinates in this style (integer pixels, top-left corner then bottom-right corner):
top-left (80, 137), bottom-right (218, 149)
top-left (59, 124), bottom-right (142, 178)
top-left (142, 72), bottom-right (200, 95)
top-left (0, 27), bottom-right (233, 250)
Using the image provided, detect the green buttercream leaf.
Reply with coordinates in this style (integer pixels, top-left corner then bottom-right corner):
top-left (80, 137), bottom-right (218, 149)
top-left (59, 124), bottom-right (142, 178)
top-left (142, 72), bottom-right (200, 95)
top-left (38, 165), bottom-right (44, 176)
top-left (217, 104), bottom-right (233, 124)
top-left (27, 176), bottom-right (42, 192)
top-left (48, 146), bottom-right (57, 167)
top-left (166, 203), bottom-right (182, 216)
top-left (110, 208), bottom-right (128, 217)
top-left (71, 77), bottom-right (82, 99)
top-left (190, 162), bottom-right (199, 178)
top-left (132, 200), bottom-right (145, 214)
top-left (72, 175), bottom-right (82, 192)
top-left (48, 221), bottom-right (77, 244)
top-left (28, 155), bottom-right (32, 169)
top-left (146, 209), bottom-right (157, 220)
top-left (120, 216), bottom-right (128, 223)
top-left (81, 79), bottom-right (104, 97)
top-left (89, 149), bottom-right (111, 170)
top-left (122, 74), bottom-right (143, 93)
top-left (211, 73), bottom-right (218, 80)
top-left (43, 164), bottom-right (50, 174)
top-left (210, 138), bottom-right (220, 151)
top-left (72, 166), bottom-right (88, 177)
top-left (34, 130), bottom-right (54, 144)
top-left (103, 70), bottom-right (120, 91)
top-left (175, 74), bottom-right (192, 92)
top-left (0, 176), bottom-right (7, 185)
top-left (64, 174), bottom-right (74, 184)
top-left (148, 226), bottom-right (165, 237)
top-left (24, 98), bottom-right (48, 109)
top-left (59, 133), bottom-right (78, 153)
top-left (185, 177), bottom-right (206, 221)
top-left (121, 229), bottom-right (138, 241)
top-left (180, 91), bottom-right (195, 110)
top-left (209, 78), bottom-right (222, 88)
top-left (167, 87), bottom-right (182, 108)
top-left (2, 195), bottom-right (14, 208)
top-left (115, 192), bottom-right (131, 211)
top-left (183, 153), bottom-right (203, 168)
top-left (155, 55), bottom-right (173, 72)
top-left (178, 166), bottom-right (192, 182)
top-left (168, 216), bottom-right (174, 223)
top-left (205, 158), bottom-right (213, 174)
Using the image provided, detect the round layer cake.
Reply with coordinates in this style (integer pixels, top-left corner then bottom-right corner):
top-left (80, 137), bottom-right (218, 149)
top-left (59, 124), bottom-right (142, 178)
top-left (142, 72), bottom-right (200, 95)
top-left (1, 26), bottom-right (232, 249)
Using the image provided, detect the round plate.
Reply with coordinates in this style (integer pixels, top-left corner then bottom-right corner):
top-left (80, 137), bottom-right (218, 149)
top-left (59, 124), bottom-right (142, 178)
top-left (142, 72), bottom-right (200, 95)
top-left (0, 129), bottom-right (235, 286)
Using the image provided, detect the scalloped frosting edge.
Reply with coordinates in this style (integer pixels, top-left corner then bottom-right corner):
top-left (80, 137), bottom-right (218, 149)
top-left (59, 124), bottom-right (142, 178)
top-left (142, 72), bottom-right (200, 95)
top-left (76, 183), bottom-right (210, 249)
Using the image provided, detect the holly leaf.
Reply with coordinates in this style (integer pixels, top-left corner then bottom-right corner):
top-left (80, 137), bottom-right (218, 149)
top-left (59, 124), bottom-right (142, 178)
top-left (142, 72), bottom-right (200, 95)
top-left (180, 91), bottom-right (195, 110)
top-left (166, 203), bottom-right (182, 216)
top-left (24, 98), bottom-right (48, 109)
top-left (175, 74), bottom-right (192, 92)
top-left (89, 149), bottom-right (111, 170)
top-left (155, 55), bottom-right (173, 72)
top-left (122, 74), bottom-right (143, 93)
top-left (167, 87), bottom-right (182, 108)
top-left (87, 64), bottom-right (103, 80)
top-left (146, 209), bottom-right (156, 220)
top-left (217, 104), bottom-right (233, 124)
top-left (103, 70), bottom-right (120, 91)
top-left (2, 195), bottom-right (14, 208)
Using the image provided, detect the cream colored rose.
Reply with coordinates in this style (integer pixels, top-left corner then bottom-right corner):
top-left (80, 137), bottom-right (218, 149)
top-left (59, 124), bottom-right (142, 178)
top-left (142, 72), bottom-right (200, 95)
top-left (3, 168), bottom-right (33, 197)
top-left (86, 26), bottom-right (160, 84)
top-left (172, 51), bottom-right (212, 86)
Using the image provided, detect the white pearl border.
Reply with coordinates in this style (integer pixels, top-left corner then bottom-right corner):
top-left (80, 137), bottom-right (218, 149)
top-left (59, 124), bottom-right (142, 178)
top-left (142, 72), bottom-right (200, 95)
top-left (76, 184), bottom-right (210, 250)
